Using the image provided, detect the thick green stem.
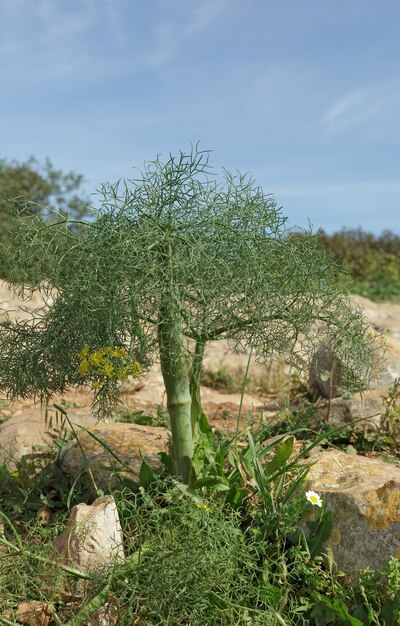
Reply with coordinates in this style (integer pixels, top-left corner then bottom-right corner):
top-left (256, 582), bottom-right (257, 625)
top-left (158, 298), bottom-right (193, 483)
top-left (190, 340), bottom-right (205, 431)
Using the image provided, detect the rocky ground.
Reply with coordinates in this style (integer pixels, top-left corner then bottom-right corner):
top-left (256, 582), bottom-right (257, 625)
top-left (0, 280), bottom-right (284, 460)
top-left (2, 280), bottom-right (400, 593)
top-left (1, 280), bottom-right (400, 463)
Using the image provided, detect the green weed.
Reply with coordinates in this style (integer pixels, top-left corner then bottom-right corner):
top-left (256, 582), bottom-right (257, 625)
top-left (2, 403), bottom-right (400, 624)
top-left (114, 404), bottom-right (170, 428)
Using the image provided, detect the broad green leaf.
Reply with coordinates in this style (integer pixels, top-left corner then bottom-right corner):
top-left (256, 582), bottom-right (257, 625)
top-left (259, 583), bottom-right (282, 606)
top-left (157, 451), bottom-right (174, 474)
top-left (198, 411), bottom-right (214, 445)
top-left (224, 484), bottom-right (246, 508)
top-left (265, 437), bottom-right (294, 476)
top-left (139, 458), bottom-right (155, 489)
top-left (213, 443), bottom-right (225, 476)
top-left (381, 599), bottom-right (400, 626)
top-left (307, 509), bottom-right (333, 557)
top-left (311, 594), bottom-right (363, 626)
top-left (190, 382), bottom-right (202, 432)
top-left (259, 434), bottom-right (288, 458)
top-left (190, 475), bottom-right (230, 491)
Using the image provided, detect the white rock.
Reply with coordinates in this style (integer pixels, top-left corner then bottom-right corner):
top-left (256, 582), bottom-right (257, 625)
top-left (53, 495), bottom-right (124, 574)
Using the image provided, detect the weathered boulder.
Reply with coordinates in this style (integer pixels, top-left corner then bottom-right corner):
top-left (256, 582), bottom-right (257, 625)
top-left (60, 422), bottom-right (170, 497)
top-left (0, 408), bottom-right (99, 467)
top-left (378, 335), bottom-right (400, 387)
top-left (316, 387), bottom-right (388, 428)
top-left (309, 329), bottom-right (400, 401)
top-left (305, 449), bottom-right (400, 581)
top-left (14, 601), bottom-right (54, 626)
top-left (53, 495), bottom-right (124, 573)
top-left (309, 295), bottom-right (400, 400)
top-left (51, 496), bottom-right (124, 601)
top-left (351, 295), bottom-right (400, 343)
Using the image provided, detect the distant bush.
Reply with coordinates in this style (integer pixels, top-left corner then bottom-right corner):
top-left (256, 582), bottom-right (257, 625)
top-left (317, 228), bottom-right (400, 301)
top-left (0, 156), bottom-right (89, 280)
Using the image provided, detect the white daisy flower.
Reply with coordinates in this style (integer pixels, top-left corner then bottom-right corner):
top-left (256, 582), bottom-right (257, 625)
top-left (305, 490), bottom-right (323, 507)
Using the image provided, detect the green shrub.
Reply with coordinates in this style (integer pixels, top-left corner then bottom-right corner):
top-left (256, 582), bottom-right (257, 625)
top-left (317, 228), bottom-right (400, 301)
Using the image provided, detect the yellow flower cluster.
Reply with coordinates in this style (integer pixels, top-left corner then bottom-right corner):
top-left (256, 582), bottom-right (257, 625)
top-left (77, 345), bottom-right (141, 389)
top-left (196, 502), bottom-right (212, 513)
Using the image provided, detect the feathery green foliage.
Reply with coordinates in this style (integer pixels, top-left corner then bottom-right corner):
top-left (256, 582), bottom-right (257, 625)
top-left (0, 146), bottom-right (380, 481)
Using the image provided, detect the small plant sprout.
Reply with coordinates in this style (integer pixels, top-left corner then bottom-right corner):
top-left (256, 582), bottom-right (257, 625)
top-left (306, 490), bottom-right (323, 507)
top-left (0, 146), bottom-right (382, 482)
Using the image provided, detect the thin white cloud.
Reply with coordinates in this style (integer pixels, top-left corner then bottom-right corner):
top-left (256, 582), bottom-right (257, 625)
top-left (182, 0), bottom-right (227, 37)
top-left (324, 90), bottom-right (367, 124)
top-left (322, 83), bottom-right (400, 138)
top-left (0, 0), bottom-right (229, 83)
top-left (322, 87), bottom-right (376, 136)
top-left (0, 0), bottom-right (101, 81)
top-left (147, 0), bottom-right (229, 68)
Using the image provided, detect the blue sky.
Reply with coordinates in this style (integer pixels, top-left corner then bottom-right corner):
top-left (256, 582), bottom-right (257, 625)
top-left (0, 0), bottom-right (399, 233)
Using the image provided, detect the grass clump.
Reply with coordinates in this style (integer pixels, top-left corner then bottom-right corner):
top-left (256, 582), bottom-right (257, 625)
top-left (2, 407), bottom-right (400, 624)
top-left (113, 481), bottom-right (275, 625)
top-left (262, 378), bottom-right (400, 464)
top-left (0, 451), bottom-right (80, 523)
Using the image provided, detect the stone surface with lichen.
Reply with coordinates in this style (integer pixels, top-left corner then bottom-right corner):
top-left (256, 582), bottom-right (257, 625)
top-left (305, 449), bottom-right (400, 581)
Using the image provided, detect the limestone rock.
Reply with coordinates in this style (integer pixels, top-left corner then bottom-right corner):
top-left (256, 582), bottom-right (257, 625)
top-left (378, 335), bottom-right (400, 387)
top-left (60, 422), bottom-right (170, 497)
top-left (305, 449), bottom-right (400, 580)
top-left (0, 409), bottom-right (55, 464)
top-left (351, 295), bottom-right (400, 343)
top-left (317, 387), bottom-right (388, 428)
top-left (0, 408), bottom-right (99, 467)
top-left (309, 294), bottom-right (400, 400)
top-left (15, 601), bottom-right (54, 626)
top-left (53, 495), bottom-right (124, 574)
